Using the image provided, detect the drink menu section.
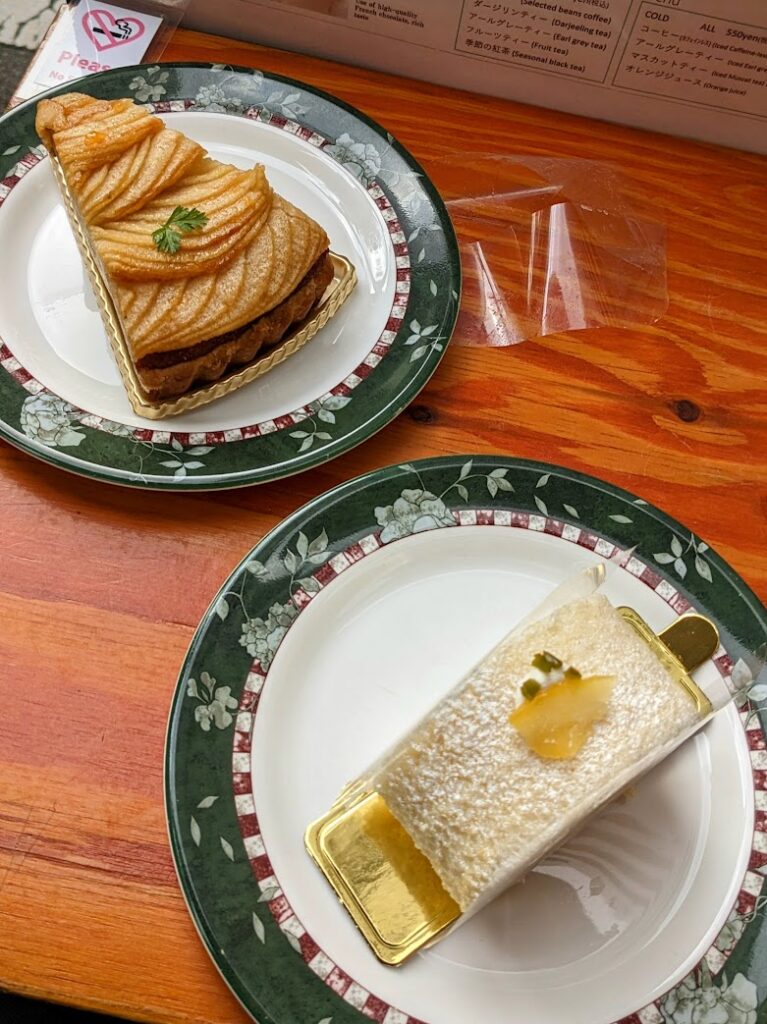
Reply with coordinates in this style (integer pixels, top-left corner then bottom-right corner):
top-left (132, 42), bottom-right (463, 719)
top-left (454, 0), bottom-right (767, 119)
top-left (455, 0), bottom-right (634, 82)
top-left (183, 0), bottom-right (767, 151)
top-left (614, 3), bottom-right (767, 118)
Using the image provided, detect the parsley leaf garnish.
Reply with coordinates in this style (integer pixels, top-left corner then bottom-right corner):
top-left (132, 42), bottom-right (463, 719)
top-left (152, 206), bottom-right (209, 254)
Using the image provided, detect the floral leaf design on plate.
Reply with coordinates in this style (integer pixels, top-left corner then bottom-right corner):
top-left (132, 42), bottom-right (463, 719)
top-left (240, 601), bottom-right (299, 669)
top-left (252, 912), bottom-right (266, 944)
top-left (128, 66), bottom-right (169, 102)
top-left (533, 473), bottom-right (640, 529)
top-left (229, 528), bottom-right (332, 654)
top-left (186, 671), bottom-right (238, 732)
top-left (220, 836), bottom-right (235, 862)
top-left (714, 908), bottom-right (747, 953)
top-left (403, 318), bottom-right (445, 363)
top-left (197, 795), bottom-right (219, 809)
top-left (323, 132), bottom-right (382, 185)
top-left (155, 439), bottom-right (213, 479)
top-left (653, 533), bottom-right (712, 582)
top-left (374, 463), bottom-right (522, 541)
top-left (533, 473), bottom-right (549, 515)
top-left (263, 88), bottom-right (308, 120)
top-left (20, 394), bottom-right (86, 448)
top-left (190, 816), bottom-right (201, 847)
top-left (731, 645), bottom-right (767, 730)
top-left (375, 488), bottom-right (454, 543)
top-left (659, 962), bottom-right (757, 1024)
top-left (193, 70), bottom-right (265, 114)
top-left (277, 528), bottom-right (331, 583)
top-left (280, 529), bottom-right (331, 589)
top-left (194, 82), bottom-right (246, 113)
top-left (487, 467), bottom-right (514, 498)
top-left (315, 394), bottom-right (351, 426)
top-left (290, 394), bottom-right (350, 451)
top-left (18, 391), bottom-right (216, 479)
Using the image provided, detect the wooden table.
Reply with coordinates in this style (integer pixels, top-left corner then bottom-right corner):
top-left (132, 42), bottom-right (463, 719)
top-left (1, 24), bottom-right (766, 1024)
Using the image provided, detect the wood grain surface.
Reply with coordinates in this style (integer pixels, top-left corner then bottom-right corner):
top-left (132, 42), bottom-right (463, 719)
top-left (1, 25), bottom-right (766, 1024)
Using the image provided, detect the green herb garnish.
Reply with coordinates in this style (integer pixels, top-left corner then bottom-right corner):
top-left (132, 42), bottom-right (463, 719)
top-left (521, 679), bottom-right (541, 701)
top-left (532, 650), bottom-right (563, 673)
top-left (152, 205), bottom-right (209, 254)
top-left (564, 666), bottom-right (582, 679)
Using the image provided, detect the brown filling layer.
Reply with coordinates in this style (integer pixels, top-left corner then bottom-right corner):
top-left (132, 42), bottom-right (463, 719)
top-left (136, 251), bottom-right (332, 370)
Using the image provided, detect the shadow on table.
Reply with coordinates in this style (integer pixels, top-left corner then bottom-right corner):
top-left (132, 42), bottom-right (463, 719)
top-left (1, 993), bottom-right (120, 1023)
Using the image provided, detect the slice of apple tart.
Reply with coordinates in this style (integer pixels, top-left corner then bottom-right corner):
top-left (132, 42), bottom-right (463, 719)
top-left (35, 93), bottom-right (335, 401)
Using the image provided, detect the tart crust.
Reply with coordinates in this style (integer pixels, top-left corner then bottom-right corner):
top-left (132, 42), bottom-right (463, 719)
top-left (135, 252), bottom-right (334, 400)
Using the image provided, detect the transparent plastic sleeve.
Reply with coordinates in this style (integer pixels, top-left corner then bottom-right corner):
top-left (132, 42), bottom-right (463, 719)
top-left (429, 154), bottom-right (668, 347)
top-left (356, 567), bottom-right (732, 916)
top-left (307, 563), bottom-right (751, 961)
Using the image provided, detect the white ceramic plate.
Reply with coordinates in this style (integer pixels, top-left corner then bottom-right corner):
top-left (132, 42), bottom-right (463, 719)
top-left (0, 65), bottom-right (459, 488)
top-left (166, 456), bottom-right (767, 1024)
top-left (8, 111), bottom-right (394, 431)
top-left (256, 526), bottom-right (752, 1024)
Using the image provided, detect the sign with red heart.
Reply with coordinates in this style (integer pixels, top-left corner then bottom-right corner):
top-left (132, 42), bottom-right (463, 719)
top-left (82, 8), bottom-right (147, 52)
top-left (28, 2), bottom-right (163, 94)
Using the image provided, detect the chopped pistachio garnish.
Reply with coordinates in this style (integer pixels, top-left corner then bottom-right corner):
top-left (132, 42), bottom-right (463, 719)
top-left (564, 666), bottom-right (582, 679)
top-left (533, 650), bottom-right (563, 673)
top-left (521, 679), bottom-right (542, 701)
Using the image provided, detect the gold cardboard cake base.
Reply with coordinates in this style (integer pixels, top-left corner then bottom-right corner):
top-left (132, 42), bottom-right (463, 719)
top-left (305, 610), bottom-right (719, 966)
top-left (51, 155), bottom-right (356, 419)
top-left (619, 608), bottom-right (716, 716)
top-left (306, 788), bottom-right (459, 966)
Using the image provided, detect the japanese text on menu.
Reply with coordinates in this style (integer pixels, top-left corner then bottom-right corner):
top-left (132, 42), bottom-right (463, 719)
top-left (455, 0), bottom-right (633, 81)
top-left (613, 3), bottom-right (767, 118)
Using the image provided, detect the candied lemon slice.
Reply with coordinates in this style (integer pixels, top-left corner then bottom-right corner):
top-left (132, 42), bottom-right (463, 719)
top-left (509, 674), bottom-right (616, 759)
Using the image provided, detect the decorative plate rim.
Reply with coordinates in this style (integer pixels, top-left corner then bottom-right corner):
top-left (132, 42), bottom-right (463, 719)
top-left (165, 454), bottom-right (767, 1024)
top-left (0, 62), bottom-right (461, 490)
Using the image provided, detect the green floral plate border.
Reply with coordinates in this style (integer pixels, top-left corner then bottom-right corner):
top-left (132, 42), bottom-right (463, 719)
top-left (166, 455), bottom-right (767, 1024)
top-left (0, 63), bottom-right (459, 489)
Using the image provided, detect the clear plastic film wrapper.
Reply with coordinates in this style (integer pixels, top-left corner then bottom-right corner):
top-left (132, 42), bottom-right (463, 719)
top-left (306, 561), bottom-right (741, 965)
top-left (429, 155), bottom-right (668, 347)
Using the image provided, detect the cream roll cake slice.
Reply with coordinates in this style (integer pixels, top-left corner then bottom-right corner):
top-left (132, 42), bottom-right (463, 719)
top-left (307, 574), bottom-right (725, 963)
top-left (372, 592), bottom-right (705, 915)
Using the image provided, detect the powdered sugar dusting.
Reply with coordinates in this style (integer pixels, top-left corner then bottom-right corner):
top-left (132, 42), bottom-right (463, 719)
top-left (375, 595), bottom-right (700, 910)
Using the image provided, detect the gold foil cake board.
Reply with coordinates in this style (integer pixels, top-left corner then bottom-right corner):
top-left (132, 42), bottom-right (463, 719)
top-left (51, 155), bottom-right (356, 419)
top-left (305, 609), bottom-right (718, 966)
top-left (621, 608), bottom-right (716, 715)
top-left (305, 788), bottom-right (460, 965)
